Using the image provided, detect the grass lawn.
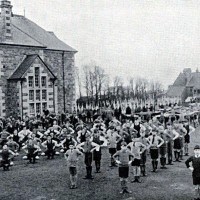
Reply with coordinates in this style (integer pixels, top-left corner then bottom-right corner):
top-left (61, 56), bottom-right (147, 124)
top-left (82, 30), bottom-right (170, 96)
top-left (1, 128), bottom-right (200, 200)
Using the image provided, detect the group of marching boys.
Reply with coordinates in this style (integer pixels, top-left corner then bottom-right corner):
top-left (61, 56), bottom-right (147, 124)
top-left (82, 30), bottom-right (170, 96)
top-left (0, 111), bottom-right (199, 197)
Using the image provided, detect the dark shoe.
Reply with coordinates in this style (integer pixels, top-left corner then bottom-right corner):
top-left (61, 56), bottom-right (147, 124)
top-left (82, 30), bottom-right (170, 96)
top-left (124, 189), bottom-right (132, 194)
top-left (70, 185), bottom-right (74, 189)
top-left (161, 166), bottom-right (167, 169)
top-left (177, 160), bottom-right (181, 162)
top-left (142, 173), bottom-right (147, 176)
top-left (131, 179), bottom-right (137, 183)
top-left (88, 176), bottom-right (94, 180)
top-left (83, 176), bottom-right (89, 179)
top-left (167, 162), bottom-right (173, 165)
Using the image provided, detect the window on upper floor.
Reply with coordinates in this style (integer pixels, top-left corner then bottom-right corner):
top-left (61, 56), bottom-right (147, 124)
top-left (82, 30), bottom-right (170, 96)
top-left (28, 76), bottom-right (34, 87)
top-left (35, 67), bottom-right (40, 87)
top-left (36, 103), bottom-right (41, 114)
top-left (29, 90), bottom-right (34, 101)
top-left (29, 103), bottom-right (35, 114)
top-left (41, 76), bottom-right (47, 87)
top-left (42, 90), bottom-right (47, 101)
top-left (42, 102), bottom-right (47, 110)
top-left (36, 90), bottom-right (40, 101)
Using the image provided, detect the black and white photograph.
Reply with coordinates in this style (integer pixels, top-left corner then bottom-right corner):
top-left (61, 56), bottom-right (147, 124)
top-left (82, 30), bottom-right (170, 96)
top-left (0, 0), bottom-right (200, 200)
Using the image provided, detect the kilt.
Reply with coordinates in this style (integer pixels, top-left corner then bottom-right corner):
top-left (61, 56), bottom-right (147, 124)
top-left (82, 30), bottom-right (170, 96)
top-left (132, 158), bottom-right (141, 166)
top-left (69, 167), bottom-right (77, 176)
top-left (150, 148), bottom-right (159, 159)
top-left (119, 166), bottom-right (129, 178)
top-left (174, 138), bottom-right (181, 150)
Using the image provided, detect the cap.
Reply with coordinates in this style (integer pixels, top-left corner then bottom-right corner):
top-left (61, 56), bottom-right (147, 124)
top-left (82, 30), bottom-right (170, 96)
top-left (194, 145), bottom-right (200, 150)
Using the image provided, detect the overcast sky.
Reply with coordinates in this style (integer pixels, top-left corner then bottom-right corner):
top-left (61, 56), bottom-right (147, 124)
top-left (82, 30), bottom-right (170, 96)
top-left (11, 0), bottom-right (200, 89)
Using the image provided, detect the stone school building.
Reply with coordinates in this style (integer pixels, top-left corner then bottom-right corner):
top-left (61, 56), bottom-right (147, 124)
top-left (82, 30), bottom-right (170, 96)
top-left (0, 0), bottom-right (77, 118)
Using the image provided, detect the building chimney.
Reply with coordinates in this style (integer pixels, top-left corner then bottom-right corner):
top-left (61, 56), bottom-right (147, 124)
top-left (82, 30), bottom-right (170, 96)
top-left (0, 0), bottom-right (13, 43)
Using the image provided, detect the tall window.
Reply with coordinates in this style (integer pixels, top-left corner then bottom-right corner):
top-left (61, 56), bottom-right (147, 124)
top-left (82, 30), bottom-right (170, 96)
top-left (42, 103), bottom-right (47, 110)
top-left (29, 90), bottom-right (34, 101)
top-left (29, 103), bottom-right (35, 114)
top-left (42, 90), bottom-right (47, 101)
top-left (36, 103), bottom-right (41, 113)
top-left (28, 76), bottom-right (34, 87)
top-left (36, 90), bottom-right (40, 101)
top-left (41, 76), bottom-right (47, 87)
top-left (35, 67), bottom-right (40, 87)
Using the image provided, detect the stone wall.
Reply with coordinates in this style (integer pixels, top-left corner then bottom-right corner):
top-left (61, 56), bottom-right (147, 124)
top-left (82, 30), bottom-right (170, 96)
top-left (43, 50), bottom-right (76, 114)
top-left (6, 80), bottom-right (20, 117)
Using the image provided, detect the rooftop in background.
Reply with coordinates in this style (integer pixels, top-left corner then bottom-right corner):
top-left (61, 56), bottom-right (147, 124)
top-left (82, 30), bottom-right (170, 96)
top-left (0, 0), bottom-right (77, 52)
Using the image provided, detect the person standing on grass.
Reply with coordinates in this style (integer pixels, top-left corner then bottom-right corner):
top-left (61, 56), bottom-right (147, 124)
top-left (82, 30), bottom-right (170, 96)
top-left (76, 133), bottom-right (100, 179)
top-left (165, 123), bottom-right (179, 165)
top-left (91, 129), bottom-right (107, 173)
top-left (64, 143), bottom-right (83, 189)
top-left (138, 129), bottom-right (150, 176)
top-left (185, 145), bottom-right (200, 200)
top-left (127, 138), bottom-right (146, 183)
top-left (105, 126), bottom-right (122, 167)
top-left (148, 128), bottom-right (164, 172)
top-left (158, 126), bottom-right (170, 169)
top-left (113, 141), bottom-right (134, 194)
top-left (184, 120), bottom-right (195, 156)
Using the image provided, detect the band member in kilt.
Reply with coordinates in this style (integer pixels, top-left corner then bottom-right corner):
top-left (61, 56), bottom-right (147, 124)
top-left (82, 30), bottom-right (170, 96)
top-left (113, 142), bottom-right (134, 194)
top-left (185, 145), bottom-right (200, 200)
top-left (77, 133), bottom-right (100, 179)
top-left (148, 128), bottom-right (164, 172)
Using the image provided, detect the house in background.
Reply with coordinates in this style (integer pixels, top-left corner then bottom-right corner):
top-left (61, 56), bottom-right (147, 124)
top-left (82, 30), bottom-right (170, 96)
top-left (0, 0), bottom-right (77, 118)
top-left (166, 68), bottom-right (200, 103)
